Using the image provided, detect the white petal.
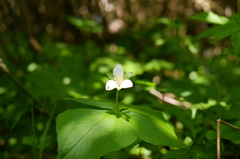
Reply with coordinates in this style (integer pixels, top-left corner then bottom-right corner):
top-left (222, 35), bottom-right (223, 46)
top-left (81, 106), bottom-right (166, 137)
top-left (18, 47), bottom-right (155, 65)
top-left (106, 80), bottom-right (117, 90)
top-left (121, 79), bottom-right (133, 89)
top-left (113, 64), bottom-right (124, 78)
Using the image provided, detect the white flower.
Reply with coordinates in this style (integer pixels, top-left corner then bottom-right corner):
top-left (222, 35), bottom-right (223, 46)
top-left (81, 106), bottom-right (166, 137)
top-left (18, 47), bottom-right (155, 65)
top-left (106, 64), bottom-right (133, 91)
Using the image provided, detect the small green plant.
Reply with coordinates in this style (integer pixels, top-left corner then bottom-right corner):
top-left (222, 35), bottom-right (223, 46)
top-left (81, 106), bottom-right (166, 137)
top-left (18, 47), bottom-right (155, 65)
top-left (56, 64), bottom-right (186, 159)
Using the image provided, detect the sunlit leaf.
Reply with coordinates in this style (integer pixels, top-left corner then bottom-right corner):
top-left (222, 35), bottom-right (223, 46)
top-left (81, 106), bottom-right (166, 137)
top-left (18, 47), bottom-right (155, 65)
top-left (56, 109), bottom-right (137, 159)
top-left (64, 98), bottom-right (115, 110)
top-left (57, 99), bottom-right (186, 158)
top-left (126, 105), bottom-right (186, 148)
top-left (189, 12), bottom-right (229, 24)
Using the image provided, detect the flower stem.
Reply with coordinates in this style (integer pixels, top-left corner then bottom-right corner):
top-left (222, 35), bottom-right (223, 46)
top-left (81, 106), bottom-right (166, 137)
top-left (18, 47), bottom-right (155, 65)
top-left (116, 90), bottom-right (119, 114)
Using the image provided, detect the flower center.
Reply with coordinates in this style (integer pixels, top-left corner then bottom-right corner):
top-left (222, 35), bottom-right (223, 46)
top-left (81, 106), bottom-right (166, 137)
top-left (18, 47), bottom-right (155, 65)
top-left (114, 77), bottom-right (123, 85)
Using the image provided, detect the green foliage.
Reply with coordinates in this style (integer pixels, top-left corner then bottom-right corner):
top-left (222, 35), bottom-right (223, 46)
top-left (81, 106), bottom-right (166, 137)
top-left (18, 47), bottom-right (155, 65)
top-left (1, 3), bottom-right (240, 158)
top-left (189, 12), bottom-right (229, 24)
top-left (163, 148), bottom-right (197, 159)
top-left (57, 108), bottom-right (137, 159)
top-left (191, 12), bottom-right (240, 55)
top-left (56, 98), bottom-right (186, 159)
top-left (231, 32), bottom-right (240, 55)
top-left (198, 24), bottom-right (240, 42)
top-left (67, 16), bottom-right (103, 33)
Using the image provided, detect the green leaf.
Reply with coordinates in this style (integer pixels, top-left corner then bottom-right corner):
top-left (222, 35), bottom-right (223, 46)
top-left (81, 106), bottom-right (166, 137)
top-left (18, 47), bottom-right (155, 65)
top-left (206, 130), bottom-right (216, 140)
top-left (221, 123), bottom-right (240, 144)
top-left (231, 31), bottom-right (240, 55)
top-left (106, 72), bottom-right (114, 80)
top-left (231, 13), bottom-right (240, 25)
top-left (198, 24), bottom-right (240, 42)
top-left (189, 12), bottom-right (229, 24)
top-left (64, 98), bottom-right (128, 113)
top-left (64, 98), bottom-right (112, 109)
top-left (157, 17), bottom-right (176, 27)
top-left (56, 109), bottom-right (137, 159)
top-left (67, 16), bottom-right (103, 33)
top-left (126, 105), bottom-right (186, 148)
top-left (57, 99), bottom-right (185, 158)
top-left (123, 72), bottom-right (133, 80)
top-left (224, 104), bottom-right (240, 120)
top-left (163, 148), bottom-right (197, 159)
top-left (22, 136), bottom-right (38, 146)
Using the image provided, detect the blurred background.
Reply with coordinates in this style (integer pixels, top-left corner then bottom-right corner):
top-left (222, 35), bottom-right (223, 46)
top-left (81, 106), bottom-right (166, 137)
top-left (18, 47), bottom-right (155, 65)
top-left (1, 0), bottom-right (240, 158)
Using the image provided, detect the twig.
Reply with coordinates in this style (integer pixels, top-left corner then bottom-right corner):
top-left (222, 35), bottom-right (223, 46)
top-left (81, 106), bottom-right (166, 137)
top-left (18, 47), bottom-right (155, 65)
top-left (220, 119), bottom-right (240, 131)
top-left (29, 36), bottom-right (42, 53)
top-left (216, 119), bottom-right (221, 159)
top-left (1, 65), bottom-right (42, 109)
top-left (149, 89), bottom-right (191, 109)
top-left (216, 118), bottom-right (240, 159)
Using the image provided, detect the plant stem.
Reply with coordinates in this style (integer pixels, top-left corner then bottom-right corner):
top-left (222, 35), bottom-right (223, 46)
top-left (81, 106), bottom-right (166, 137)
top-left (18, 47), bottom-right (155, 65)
top-left (116, 90), bottom-right (119, 114)
top-left (39, 105), bottom-right (56, 159)
top-left (31, 101), bottom-right (37, 159)
top-left (114, 90), bottom-right (119, 159)
top-left (116, 90), bottom-right (119, 104)
top-left (216, 119), bottom-right (221, 159)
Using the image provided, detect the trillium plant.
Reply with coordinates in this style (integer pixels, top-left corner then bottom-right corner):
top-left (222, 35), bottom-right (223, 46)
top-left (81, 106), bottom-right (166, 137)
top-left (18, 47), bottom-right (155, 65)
top-left (106, 64), bottom-right (133, 114)
top-left (56, 64), bottom-right (187, 159)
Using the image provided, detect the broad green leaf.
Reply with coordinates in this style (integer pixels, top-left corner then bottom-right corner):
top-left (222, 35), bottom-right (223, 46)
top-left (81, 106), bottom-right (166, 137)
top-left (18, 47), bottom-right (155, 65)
top-left (189, 12), bottom-right (229, 24)
top-left (56, 108), bottom-right (137, 159)
top-left (231, 32), bottom-right (240, 55)
top-left (64, 98), bottom-right (128, 111)
top-left (57, 99), bottom-right (185, 159)
top-left (64, 98), bottom-right (113, 109)
top-left (126, 105), bottom-right (186, 148)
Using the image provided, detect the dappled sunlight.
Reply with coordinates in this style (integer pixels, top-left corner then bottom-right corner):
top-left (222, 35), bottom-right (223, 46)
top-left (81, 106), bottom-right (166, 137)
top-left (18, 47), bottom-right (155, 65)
top-left (8, 138), bottom-right (17, 146)
top-left (129, 144), bottom-right (152, 157)
top-left (127, 107), bottom-right (185, 148)
top-left (57, 108), bottom-right (137, 158)
top-left (1, 0), bottom-right (240, 158)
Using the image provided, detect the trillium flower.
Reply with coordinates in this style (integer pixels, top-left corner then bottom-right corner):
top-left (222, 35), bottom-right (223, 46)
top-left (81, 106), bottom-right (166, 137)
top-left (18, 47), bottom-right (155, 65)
top-left (106, 64), bottom-right (133, 91)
